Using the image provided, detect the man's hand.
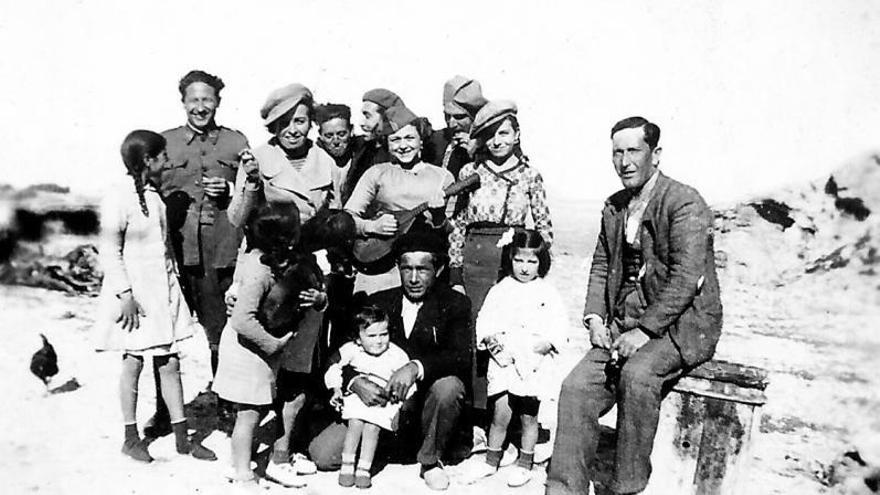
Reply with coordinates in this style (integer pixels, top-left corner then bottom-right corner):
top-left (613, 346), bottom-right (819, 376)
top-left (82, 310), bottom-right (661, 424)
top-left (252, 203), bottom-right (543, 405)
top-left (612, 328), bottom-right (650, 359)
top-left (368, 214), bottom-right (398, 236)
top-left (117, 292), bottom-right (145, 332)
top-left (298, 289), bottom-right (327, 309)
top-left (586, 317), bottom-right (612, 349)
top-left (202, 176), bottom-right (229, 198)
top-left (224, 283), bottom-right (239, 316)
top-left (350, 376), bottom-right (389, 407)
top-left (385, 362), bottom-right (419, 403)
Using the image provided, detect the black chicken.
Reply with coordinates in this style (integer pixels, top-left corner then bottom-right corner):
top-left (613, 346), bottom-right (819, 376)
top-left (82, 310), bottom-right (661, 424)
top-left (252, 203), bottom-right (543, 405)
top-left (30, 333), bottom-right (59, 388)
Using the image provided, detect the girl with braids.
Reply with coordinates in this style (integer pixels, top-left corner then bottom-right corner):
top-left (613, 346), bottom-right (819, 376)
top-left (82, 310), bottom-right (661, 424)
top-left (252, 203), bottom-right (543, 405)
top-left (95, 130), bottom-right (216, 463)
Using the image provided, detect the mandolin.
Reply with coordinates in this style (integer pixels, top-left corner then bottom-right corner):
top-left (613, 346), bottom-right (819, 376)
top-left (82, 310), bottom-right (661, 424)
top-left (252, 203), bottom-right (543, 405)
top-left (352, 173), bottom-right (480, 267)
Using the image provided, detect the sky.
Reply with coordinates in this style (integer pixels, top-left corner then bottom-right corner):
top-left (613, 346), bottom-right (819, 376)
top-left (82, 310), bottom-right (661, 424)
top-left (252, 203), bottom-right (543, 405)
top-left (1, 0), bottom-right (879, 204)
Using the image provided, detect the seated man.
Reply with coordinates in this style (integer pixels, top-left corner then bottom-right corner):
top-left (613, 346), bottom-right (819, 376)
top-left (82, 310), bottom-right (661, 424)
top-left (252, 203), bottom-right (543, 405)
top-left (309, 230), bottom-right (474, 491)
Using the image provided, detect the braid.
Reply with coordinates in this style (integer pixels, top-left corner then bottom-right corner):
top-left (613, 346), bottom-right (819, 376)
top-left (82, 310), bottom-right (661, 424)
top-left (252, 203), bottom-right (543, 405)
top-left (132, 173), bottom-right (150, 217)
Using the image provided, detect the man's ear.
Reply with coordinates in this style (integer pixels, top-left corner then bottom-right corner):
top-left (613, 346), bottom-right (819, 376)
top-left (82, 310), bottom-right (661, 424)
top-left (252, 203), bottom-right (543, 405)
top-left (651, 146), bottom-right (662, 166)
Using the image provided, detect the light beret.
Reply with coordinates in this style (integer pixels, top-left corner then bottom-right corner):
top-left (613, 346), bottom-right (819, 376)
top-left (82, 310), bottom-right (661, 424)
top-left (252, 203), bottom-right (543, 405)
top-left (443, 75), bottom-right (488, 117)
top-left (362, 88), bottom-right (404, 110)
top-left (470, 99), bottom-right (517, 138)
top-left (261, 83), bottom-right (313, 126)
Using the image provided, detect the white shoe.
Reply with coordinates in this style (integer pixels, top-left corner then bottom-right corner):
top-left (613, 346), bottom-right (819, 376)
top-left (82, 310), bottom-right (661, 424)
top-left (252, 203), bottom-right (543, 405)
top-left (471, 426), bottom-right (487, 454)
top-left (500, 444), bottom-right (519, 467)
top-left (265, 461), bottom-right (308, 487)
top-left (534, 442), bottom-right (552, 464)
top-left (290, 452), bottom-right (317, 475)
top-left (463, 460), bottom-right (498, 485)
top-left (507, 466), bottom-right (532, 487)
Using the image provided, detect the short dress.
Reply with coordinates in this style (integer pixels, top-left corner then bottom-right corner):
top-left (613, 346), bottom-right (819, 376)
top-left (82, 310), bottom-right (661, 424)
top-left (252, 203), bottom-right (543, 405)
top-left (324, 341), bottom-right (414, 431)
top-left (213, 250), bottom-right (291, 406)
top-left (94, 180), bottom-right (194, 356)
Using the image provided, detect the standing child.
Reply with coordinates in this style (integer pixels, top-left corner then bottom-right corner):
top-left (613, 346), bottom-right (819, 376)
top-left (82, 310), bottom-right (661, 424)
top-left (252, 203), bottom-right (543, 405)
top-left (95, 130), bottom-right (216, 463)
top-left (467, 228), bottom-right (566, 487)
top-left (324, 305), bottom-right (414, 489)
top-left (211, 202), bottom-right (304, 488)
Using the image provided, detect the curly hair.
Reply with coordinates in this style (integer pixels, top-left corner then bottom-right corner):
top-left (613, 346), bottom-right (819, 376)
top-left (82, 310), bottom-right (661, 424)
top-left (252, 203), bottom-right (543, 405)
top-left (177, 70), bottom-right (225, 101)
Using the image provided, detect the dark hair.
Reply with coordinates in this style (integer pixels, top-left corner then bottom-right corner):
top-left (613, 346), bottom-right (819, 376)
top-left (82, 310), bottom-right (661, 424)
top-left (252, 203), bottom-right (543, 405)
top-left (352, 304), bottom-right (389, 335)
top-left (315, 103), bottom-right (352, 126)
top-left (473, 115), bottom-right (525, 164)
top-left (120, 130), bottom-right (166, 216)
top-left (500, 228), bottom-right (551, 279)
top-left (178, 70), bottom-right (225, 101)
top-left (610, 116), bottom-right (660, 150)
top-left (267, 98), bottom-right (315, 136)
top-left (244, 202), bottom-right (301, 272)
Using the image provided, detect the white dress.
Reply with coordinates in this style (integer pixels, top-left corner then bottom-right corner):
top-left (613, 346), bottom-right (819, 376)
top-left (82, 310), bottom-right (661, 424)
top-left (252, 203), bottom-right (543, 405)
top-left (324, 341), bottom-right (414, 431)
top-left (94, 179), bottom-right (193, 354)
top-left (475, 276), bottom-right (567, 398)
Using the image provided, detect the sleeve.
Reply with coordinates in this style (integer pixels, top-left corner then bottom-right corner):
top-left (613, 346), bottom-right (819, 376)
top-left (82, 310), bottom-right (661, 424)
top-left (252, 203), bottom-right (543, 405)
top-left (227, 163), bottom-right (263, 228)
top-left (343, 166), bottom-right (381, 236)
top-left (229, 255), bottom-right (280, 354)
top-left (528, 169), bottom-right (554, 244)
top-left (98, 190), bottom-right (132, 296)
top-left (637, 192), bottom-right (714, 335)
top-left (418, 293), bottom-right (473, 385)
top-left (324, 343), bottom-right (354, 389)
top-left (583, 212), bottom-right (610, 322)
top-left (475, 282), bottom-right (505, 347)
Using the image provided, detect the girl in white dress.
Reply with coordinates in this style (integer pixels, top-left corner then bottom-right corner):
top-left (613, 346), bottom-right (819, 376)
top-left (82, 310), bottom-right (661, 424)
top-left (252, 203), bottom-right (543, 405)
top-left (95, 130), bottom-right (215, 463)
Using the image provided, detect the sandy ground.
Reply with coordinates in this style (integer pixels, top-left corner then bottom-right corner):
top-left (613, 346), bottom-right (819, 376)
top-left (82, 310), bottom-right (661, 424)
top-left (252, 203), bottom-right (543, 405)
top-left (2, 194), bottom-right (879, 494)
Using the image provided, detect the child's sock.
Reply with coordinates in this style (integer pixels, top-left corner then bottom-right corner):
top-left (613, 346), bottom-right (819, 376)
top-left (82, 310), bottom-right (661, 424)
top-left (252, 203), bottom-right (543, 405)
top-left (124, 422), bottom-right (140, 444)
top-left (516, 450), bottom-right (534, 470)
top-left (340, 453), bottom-right (356, 474)
top-left (172, 419), bottom-right (217, 461)
top-left (486, 447), bottom-right (503, 468)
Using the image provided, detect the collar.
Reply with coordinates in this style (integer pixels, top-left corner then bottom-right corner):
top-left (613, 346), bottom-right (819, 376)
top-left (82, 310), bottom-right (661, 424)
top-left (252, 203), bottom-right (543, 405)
top-left (317, 140), bottom-right (352, 167)
top-left (184, 123), bottom-right (220, 145)
top-left (394, 160), bottom-right (428, 174)
top-left (628, 169), bottom-right (660, 206)
top-left (480, 154), bottom-right (522, 183)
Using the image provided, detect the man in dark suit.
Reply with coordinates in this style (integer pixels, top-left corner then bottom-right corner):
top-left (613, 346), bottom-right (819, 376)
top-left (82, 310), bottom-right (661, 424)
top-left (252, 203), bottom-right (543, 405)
top-left (309, 230), bottom-right (473, 491)
top-left (546, 117), bottom-right (723, 495)
top-left (423, 75), bottom-right (488, 180)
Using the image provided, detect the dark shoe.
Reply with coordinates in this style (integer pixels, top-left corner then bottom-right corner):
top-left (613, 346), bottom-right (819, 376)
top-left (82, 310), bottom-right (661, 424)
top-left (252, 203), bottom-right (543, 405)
top-left (179, 441), bottom-right (217, 461)
top-left (355, 470), bottom-right (372, 489)
top-left (121, 439), bottom-right (154, 463)
top-left (338, 471), bottom-right (355, 488)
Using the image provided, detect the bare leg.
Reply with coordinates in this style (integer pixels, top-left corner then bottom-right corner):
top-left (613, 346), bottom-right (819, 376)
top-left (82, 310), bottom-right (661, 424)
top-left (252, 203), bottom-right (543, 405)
top-left (156, 355), bottom-right (185, 423)
top-left (231, 409), bottom-right (260, 480)
top-left (358, 422), bottom-right (381, 470)
top-left (488, 394), bottom-right (513, 450)
top-left (272, 392), bottom-right (306, 463)
top-left (120, 354), bottom-right (144, 424)
top-left (339, 419), bottom-right (363, 487)
top-left (520, 413), bottom-right (539, 454)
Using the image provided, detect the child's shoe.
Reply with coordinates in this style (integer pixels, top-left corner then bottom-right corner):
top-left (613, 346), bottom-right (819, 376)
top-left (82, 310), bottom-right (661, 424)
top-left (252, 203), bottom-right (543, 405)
top-left (506, 466), bottom-right (532, 487)
top-left (355, 469), bottom-right (372, 489)
top-left (121, 438), bottom-right (154, 463)
top-left (500, 444), bottom-right (518, 467)
top-left (290, 452), bottom-right (318, 475)
top-left (265, 461), bottom-right (307, 487)
top-left (463, 460), bottom-right (498, 484)
top-left (339, 471), bottom-right (356, 488)
top-left (172, 421), bottom-right (217, 461)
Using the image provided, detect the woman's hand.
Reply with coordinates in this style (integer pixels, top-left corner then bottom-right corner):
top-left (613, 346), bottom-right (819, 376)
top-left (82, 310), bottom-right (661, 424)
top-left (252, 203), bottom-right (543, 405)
top-left (224, 282), bottom-right (239, 316)
top-left (238, 149), bottom-right (261, 182)
top-left (299, 289), bottom-right (327, 309)
top-left (368, 214), bottom-right (398, 236)
top-left (117, 292), bottom-right (145, 332)
top-left (329, 388), bottom-right (344, 412)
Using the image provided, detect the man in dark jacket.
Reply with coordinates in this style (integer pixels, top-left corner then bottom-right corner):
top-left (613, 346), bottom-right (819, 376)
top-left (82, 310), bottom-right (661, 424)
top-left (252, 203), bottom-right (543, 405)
top-left (309, 231), bottom-right (473, 491)
top-left (423, 75), bottom-right (487, 180)
top-left (546, 117), bottom-right (722, 495)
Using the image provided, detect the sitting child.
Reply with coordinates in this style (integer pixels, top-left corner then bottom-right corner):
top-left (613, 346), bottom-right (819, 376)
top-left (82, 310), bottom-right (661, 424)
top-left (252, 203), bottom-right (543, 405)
top-left (324, 305), bottom-right (414, 489)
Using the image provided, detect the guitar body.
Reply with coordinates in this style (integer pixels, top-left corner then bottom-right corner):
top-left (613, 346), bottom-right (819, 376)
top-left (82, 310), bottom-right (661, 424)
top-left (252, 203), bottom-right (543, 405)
top-left (351, 174), bottom-right (480, 274)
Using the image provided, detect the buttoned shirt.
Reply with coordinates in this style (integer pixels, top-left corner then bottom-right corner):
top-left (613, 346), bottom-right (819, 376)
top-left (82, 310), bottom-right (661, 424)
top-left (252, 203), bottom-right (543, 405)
top-left (158, 124), bottom-right (249, 267)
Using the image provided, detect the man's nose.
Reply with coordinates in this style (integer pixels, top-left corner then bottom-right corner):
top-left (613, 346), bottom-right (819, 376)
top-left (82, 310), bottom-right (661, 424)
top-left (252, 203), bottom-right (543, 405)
top-left (407, 271), bottom-right (419, 283)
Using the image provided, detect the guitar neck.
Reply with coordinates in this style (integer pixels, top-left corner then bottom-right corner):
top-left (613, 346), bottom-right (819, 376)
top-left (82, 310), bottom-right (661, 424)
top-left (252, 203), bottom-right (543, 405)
top-left (397, 174), bottom-right (479, 224)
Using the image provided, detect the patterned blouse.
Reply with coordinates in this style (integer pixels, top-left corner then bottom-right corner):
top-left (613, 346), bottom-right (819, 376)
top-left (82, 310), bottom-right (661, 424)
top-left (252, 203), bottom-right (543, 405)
top-left (449, 155), bottom-right (553, 268)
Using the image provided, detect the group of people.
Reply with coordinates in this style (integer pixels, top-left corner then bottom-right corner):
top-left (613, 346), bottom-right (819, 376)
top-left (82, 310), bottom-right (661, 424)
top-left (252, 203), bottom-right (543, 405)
top-left (94, 69), bottom-right (723, 495)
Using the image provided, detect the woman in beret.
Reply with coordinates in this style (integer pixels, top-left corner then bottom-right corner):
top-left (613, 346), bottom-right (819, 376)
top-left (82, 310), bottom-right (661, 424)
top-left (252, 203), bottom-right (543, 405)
top-left (448, 100), bottom-right (553, 409)
top-left (344, 104), bottom-right (453, 295)
top-left (226, 82), bottom-right (336, 486)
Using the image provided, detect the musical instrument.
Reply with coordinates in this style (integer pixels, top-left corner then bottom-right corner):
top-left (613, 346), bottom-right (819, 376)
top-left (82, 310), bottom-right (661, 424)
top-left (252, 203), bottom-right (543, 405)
top-left (352, 173), bottom-right (480, 270)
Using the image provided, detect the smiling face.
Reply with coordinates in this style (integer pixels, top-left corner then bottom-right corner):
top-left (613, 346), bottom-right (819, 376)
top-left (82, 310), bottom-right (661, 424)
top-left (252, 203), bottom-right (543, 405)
top-left (358, 320), bottom-right (390, 356)
top-left (399, 251), bottom-right (437, 302)
top-left (511, 247), bottom-right (540, 283)
top-left (611, 126), bottom-right (661, 190)
top-left (360, 101), bottom-right (383, 139)
top-left (182, 82), bottom-right (219, 131)
top-left (318, 117), bottom-right (352, 158)
top-left (487, 118), bottom-right (519, 161)
top-left (275, 103), bottom-right (311, 152)
top-left (387, 124), bottom-right (422, 165)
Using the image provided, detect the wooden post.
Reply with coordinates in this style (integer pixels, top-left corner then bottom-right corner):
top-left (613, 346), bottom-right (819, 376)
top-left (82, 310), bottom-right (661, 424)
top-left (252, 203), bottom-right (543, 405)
top-left (591, 360), bottom-right (768, 495)
top-left (644, 360), bottom-right (768, 495)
